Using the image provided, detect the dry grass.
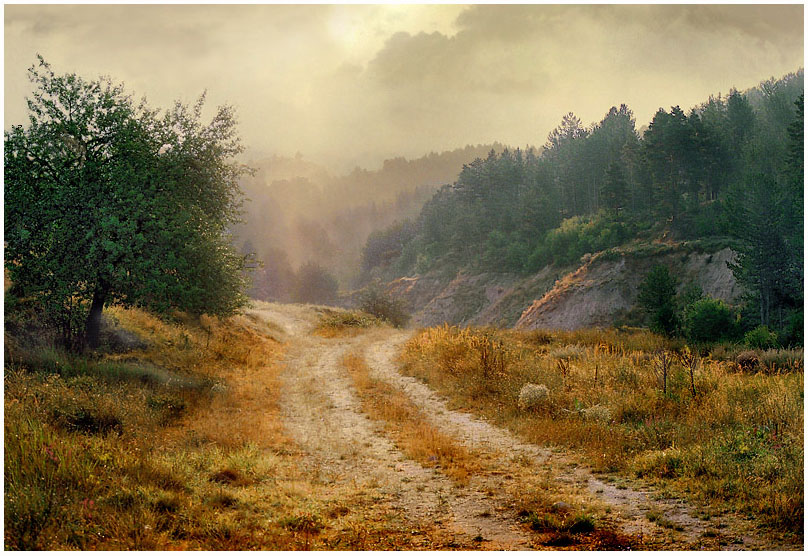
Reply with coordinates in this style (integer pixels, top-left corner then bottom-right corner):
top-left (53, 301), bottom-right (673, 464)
top-left (342, 352), bottom-right (482, 485)
top-left (313, 309), bottom-right (384, 338)
top-left (4, 305), bottom-right (465, 550)
top-left (400, 324), bottom-right (804, 542)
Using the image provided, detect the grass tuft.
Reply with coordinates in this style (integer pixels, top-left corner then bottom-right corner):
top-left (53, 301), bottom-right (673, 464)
top-left (314, 310), bottom-right (383, 337)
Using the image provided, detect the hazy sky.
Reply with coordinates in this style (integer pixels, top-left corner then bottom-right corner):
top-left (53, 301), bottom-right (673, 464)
top-left (4, 4), bottom-right (804, 172)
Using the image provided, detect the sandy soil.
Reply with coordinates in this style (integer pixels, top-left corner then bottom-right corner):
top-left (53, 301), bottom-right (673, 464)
top-left (246, 302), bottom-right (794, 550)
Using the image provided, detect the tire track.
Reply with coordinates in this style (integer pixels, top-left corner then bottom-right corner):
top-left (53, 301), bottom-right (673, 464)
top-left (361, 329), bottom-right (774, 550)
top-left (257, 305), bottom-right (533, 549)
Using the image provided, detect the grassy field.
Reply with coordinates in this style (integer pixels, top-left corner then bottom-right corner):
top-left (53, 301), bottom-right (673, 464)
top-left (399, 325), bottom-right (804, 543)
top-left (6, 302), bottom-right (802, 548)
top-left (3, 305), bottom-right (445, 550)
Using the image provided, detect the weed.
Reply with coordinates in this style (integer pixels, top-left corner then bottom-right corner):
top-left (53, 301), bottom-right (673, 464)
top-left (568, 512), bottom-right (597, 533)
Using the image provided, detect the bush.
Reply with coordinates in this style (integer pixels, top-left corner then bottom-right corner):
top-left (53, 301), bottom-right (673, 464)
top-left (292, 262), bottom-right (339, 305)
top-left (744, 325), bottom-right (779, 349)
top-left (735, 350), bottom-right (760, 372)
top-left (518, 383), bottom-right (549, 411)
top-left (682, 297), bottom-right (738, 343)
top-left (358, 284), bottom-right (410, 328)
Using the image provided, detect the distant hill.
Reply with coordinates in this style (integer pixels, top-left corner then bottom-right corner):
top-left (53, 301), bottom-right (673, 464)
top-left (235, 143), bottom-right (517, 298)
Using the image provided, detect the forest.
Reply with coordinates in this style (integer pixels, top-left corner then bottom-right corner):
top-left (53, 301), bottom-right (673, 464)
top-left (235, 144), bottom-right (508, 300)
top-left (361, 70), bottom-right (804, 344)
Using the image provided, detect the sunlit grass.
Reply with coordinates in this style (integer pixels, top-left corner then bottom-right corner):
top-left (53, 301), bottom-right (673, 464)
top-left (313, 309), bottom-right (384, 338)
top-left (4, 303), bottom-right (479, 549)
top-left (399, 324), bottom-right (804, 540)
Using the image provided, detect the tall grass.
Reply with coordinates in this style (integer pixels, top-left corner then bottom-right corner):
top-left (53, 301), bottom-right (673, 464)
top-left (4, 305), bottom-right (476, 550)
top-left (4, 305), bottom-right (305, 550)
top-left (400, 325), bottom-right (804, 539)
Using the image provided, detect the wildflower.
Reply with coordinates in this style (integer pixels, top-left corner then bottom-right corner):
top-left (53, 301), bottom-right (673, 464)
top-left (43, 443), bottom-right (60, 464)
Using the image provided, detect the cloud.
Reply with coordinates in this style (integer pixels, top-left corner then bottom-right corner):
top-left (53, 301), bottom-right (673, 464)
top-left (4, 4), bottom-right (804, 172)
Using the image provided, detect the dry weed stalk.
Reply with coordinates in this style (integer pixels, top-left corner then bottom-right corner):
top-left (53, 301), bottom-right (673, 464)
top-left (677, 346), bottom-right (699, 399)
top-left (472, 333), bottom-right (508, 379)
top-left (653, 350), bottom-right (672, 395)
top-left (556, 358), bottom-right (571, 390)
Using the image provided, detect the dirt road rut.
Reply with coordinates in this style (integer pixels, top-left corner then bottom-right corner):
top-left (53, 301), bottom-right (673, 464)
top-left (249, 302), bottom-right (782, 550)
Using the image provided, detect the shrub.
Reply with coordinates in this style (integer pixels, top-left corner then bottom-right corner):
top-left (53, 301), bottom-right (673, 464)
top-left (292, 262), bottom-right (339, 305)
top-left (682, 297), bottom-right (738, 343)
top-left (358, 284), bottom-right (410, 328)
top-left (744, 325), bottom-right (779, 349)
top-left (518, 383), bottom-right (549, 411)
top-left (581, 405), bottom-right (611, 423)
top-left (314, 310), bottom-right (381, 336)
top-left (735, 350), bottom-right (760, 372)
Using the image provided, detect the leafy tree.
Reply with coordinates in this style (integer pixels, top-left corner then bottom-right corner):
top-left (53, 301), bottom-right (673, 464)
top-left (292, 262), bottom-right (339, 305)
top-left (637, 265), bottom-right (679, 336)
top-left (682, 297), bottom-right (738, 343)
top-left (361, 219), bottom-right (417, 272)
top-left (4, 58), bottom-right (250, 349)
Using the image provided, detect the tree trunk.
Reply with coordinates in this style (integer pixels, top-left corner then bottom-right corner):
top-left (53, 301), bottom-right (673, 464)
top-left (85, 286), bottom-right (107, 350)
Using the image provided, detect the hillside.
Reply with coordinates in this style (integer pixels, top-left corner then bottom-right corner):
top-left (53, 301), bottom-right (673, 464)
top-left (375, 242), bottom-right (741, 331)
top-left (361, 70), bottom-right (803, 340)
top-left (515, 244), bottom-right (740, 330)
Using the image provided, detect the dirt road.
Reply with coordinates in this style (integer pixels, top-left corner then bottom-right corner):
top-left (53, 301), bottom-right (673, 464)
top-left (247, 301), bottom-right (785, 550)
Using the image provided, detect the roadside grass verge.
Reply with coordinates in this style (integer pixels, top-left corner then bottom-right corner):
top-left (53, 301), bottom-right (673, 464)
top-left (342, 352), bottom-right (481, 485)
top-left (400, 324), bottom-right (803, 542)
top-left (5, 305), bottom-right (459, 550)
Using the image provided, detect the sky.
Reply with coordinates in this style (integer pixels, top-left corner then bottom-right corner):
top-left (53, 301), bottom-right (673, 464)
top-left (4, 4), bottom-right (805, 172)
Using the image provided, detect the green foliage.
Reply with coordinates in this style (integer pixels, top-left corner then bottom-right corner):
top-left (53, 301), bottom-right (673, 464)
top-left (682, 297), bottom-right (739, 343)
top-left (358, 283), bottom-right (410, 328)
top-left (361, 219), bottom-right (417, 272)
top-left (781, 309), bottom-right (803, 347)
top-left (527, 213), bottom-right (633, 271)
top-left (726, 174), bottom-right (798, 331)
top-left (744, 325), bottom-right (779, 350)
top-left (4, 58), bottom-right (249, 349)
top-left (292, 262), bottom-right (339, 305)
top-left (637, 265), bottom-right (679, 337)
top-left (365, 71), bottom-right (802, 347)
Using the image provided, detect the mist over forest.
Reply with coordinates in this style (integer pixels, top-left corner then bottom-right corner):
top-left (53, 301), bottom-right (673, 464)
top-left (4, 5), bottom-right (806, 551)
top-left (236, 69), bottom-right (803, 332)
top-left (233, 143), bottom-right (511, 295)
